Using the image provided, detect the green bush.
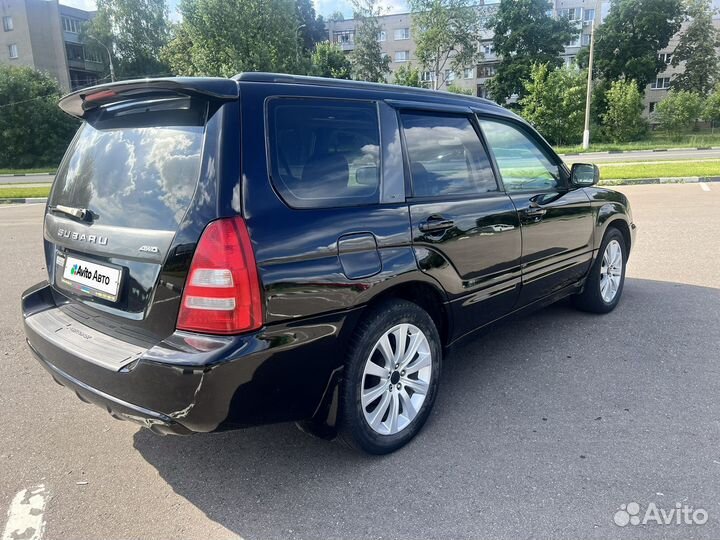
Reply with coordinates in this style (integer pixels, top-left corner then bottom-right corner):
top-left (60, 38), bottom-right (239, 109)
top-left (656, 90), bottom-right (704, 140)
top-left (600, 79), bottom-right (648, 142)
top-left (0, 65), bottom-right (78, 169)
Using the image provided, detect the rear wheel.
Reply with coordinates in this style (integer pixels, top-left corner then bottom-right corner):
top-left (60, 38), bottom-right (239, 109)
top-left (340, 299), bottom-right (442, 454)
top-left (573, 228), bottom-right (627, 313)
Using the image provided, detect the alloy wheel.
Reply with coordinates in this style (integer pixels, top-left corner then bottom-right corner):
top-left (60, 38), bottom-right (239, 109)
top-left (600, 239), bottom-right (623, 303)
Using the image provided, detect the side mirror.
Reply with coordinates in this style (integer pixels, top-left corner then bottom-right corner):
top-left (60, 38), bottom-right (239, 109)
top-left (356, 165), bottom-right (379, 186)
top-left (570, 163), bottom-right (600, 187)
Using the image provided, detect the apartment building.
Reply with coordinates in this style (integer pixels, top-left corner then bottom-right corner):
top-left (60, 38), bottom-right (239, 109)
top-left (326, 0), bottom-right (720, 116)
top-left (0, 0), bottom-right (103, 92)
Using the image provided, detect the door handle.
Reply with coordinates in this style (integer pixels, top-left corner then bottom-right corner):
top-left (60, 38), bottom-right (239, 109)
top-left (419, 216), bottom-right (455, 233)
top-left (525, 206), bottom-right (547, 217)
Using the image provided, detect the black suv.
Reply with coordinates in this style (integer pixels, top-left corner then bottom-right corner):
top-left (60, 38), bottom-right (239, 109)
top-left (22, 74), bottom-right (635, 454)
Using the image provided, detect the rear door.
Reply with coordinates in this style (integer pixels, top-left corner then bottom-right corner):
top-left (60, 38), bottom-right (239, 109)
top-left (44, 91), bottom-right (229, 344)
top-left (398, 104), bottom-right (522, 337)
top-left (477, 116), bottom-right (594, 306)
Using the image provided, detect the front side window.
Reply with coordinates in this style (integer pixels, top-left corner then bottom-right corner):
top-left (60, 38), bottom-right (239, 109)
top-left (479, 118), bottom-right (561, 192)
top-left (401, 112), bottom-right (497, 197)
top-left (268, 99), bottom-right (381, 209)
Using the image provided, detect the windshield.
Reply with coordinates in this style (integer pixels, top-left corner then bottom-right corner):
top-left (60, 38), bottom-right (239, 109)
top-left (50, 121), bottom-right (204, 230)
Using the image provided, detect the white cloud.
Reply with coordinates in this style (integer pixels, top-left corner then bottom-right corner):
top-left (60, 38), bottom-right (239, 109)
top-left (59, 0), bottom-right (96, 10)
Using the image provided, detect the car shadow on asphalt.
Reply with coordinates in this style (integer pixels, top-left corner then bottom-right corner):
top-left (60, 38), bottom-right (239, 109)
top-left (133, 278), bottom-right (720, 540)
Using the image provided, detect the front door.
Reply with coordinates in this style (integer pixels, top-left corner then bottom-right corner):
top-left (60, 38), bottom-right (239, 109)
top-left (399, 107), bottom-right (522, 338)
top-left (477, 117), bottom-right (595, 306)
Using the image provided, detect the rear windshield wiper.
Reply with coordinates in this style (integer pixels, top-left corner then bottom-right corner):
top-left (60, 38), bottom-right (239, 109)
top-left (49, 205), bottom-right (96, 223)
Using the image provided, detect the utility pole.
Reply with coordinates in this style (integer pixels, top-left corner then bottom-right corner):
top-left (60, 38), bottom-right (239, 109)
top-left (582, 0), bottom-right (602, 149)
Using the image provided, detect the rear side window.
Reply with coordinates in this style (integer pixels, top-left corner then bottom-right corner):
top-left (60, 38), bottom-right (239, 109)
top-left (267, 98), bottom-right (380, 208)
top-left (400, 111), bottom-right (497, 198)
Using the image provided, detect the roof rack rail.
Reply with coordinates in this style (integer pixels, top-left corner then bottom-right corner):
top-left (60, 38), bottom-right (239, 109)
top-left (233, 72), bottom-right (499, 108)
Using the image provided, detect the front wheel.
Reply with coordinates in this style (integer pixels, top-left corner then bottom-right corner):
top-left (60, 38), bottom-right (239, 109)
top-left (573, 228), bottom-right (627, 313)
top-left (339, 299), bottom-right (442, 454)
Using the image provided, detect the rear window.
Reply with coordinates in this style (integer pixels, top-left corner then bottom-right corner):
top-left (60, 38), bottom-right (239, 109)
top-left (49, 98), bottom-right (206, 230)
top-left (267, 98), bottom-right (380, 209)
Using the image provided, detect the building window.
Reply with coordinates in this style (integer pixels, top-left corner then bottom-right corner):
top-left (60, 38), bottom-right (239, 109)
top-left (395, 50), bottom-right (410, 62)
top-left (2, 16), bottom-right (13, 31)
top-left (394, 28), bottom-right (410, 40)
top-left (463, 67), bottom-right (474, 79)
top-left (62, 16), bottom-right (83, 34)
top-left (421, 71), bottom-right (435, 82)
top-left (565, 35), bottom-right (581, 47)
top-left (649, 102), bottom-right (657, 113)
top-left (651, 77), bottom-right (671, 90)
top-left (377, 30), bottom-right (386, 41)
top-left (85, 47), bottom-right (102, 63)
top-left (584, 9), bottom-right (595, 21)
top-left (659, 53), bottom-right (672, 64)
top-left (482, 42), bottom-right (494, 55)
top-left (445, 69), bottom-right (455, 82)
top-left (8, 43), bottom-right (18, 59)
top-left (478, 64), bottom-right (497, 78)
top-left (558, 7), bottom-right (582, 21)
top-left (333, 30), bottom-right (354, 44)
top-left (581, 33), bottom-right (591, 46)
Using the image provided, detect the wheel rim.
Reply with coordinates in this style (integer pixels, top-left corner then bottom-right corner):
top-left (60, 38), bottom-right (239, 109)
top-left (600, 239), bottom-right (623, 303)
top-left (361, 323), bottom-right (432, 436)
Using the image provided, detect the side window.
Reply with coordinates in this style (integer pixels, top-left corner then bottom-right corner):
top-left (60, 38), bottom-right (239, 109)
top-left (479, 118), bottom-right (561, 191)
top-left (400, 111), bottom-right (497, 198)
top-left (268, 99), bottom-right (380, 208)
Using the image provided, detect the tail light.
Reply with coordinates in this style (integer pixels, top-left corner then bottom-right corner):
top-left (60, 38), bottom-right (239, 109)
top-left (177, 217), bottom-right (263, 335)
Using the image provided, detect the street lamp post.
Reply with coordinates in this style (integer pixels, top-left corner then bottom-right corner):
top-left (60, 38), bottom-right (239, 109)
top-left (295, 24), bottom-right (306, 65)
top-left (87, 35), bottom-right (116, 82)
top-left (582, 0), bottom-right (602, 150)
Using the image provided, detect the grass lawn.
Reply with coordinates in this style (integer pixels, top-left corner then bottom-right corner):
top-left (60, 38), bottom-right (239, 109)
top-left (555, 132), bottom-right (720, 155)
top-left (0, 168), bottom-right (56, 175)
top-left (0, 186), bottom-right (51, 199)
top-left (598, 160), bottom-right (720, 180)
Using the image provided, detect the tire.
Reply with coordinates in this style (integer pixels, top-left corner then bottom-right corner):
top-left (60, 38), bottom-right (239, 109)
top-left (573, 227), bottom-right (627, 314)
top-left (339, 299), bottom-right (442, 454)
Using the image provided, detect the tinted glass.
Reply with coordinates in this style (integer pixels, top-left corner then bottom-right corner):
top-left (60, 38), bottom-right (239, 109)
top-left (50, 104), bottom-right (205, 230)
top-left (479, 119), bottom-right (561, 191)
top-left (400, 112), bottom-right (497, 197)
top-left (268, 99), bottom-right (380, 208)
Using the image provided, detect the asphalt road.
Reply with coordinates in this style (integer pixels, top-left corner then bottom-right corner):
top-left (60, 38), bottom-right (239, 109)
top-left (0, 174), bottom-right (54, 185)
top-left (561, 147), bottom-right (720, 164)
top-left (1, 183), bottom-right (719, 540)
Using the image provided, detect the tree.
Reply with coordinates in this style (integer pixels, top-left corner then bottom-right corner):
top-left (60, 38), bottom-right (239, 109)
top-left (519, 63), bottom-right (586, 145)
top-left (329, 11), bottom-right (345, 22)
top-left (593, 0), bottom-right (684, 91)
top-left (671, 0), bottom-right (720, 94)
top-left (393, 63), bottom-right (422, 87)
top-left (446, 84), bottom-right (473, 95)
top-left (162, 0), bottom-right (302, 77)
top-left (84, 0), bottom-right (170, 79)
top-left (656, 90), bottom-right (704, 138)
top-left (351, 0), bottom-right (391, 82)
top-left (311, 41), bottom-right (352, 79)
top-left (0, 65), bottom-right (78, 168)
top-left (487, 0), bottom-right (577, 103)
top-left (408, 0), bottom-right (483, 90)
top-left (296, 0), bottom-right (328, 54)
top-left (703, 83), bottom-right (720, 129)
top-left (601, 79), bottom-right (648, 142)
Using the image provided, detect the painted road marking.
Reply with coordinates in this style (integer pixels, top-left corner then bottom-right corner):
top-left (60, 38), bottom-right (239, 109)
top-left (2, 485), bottom-right (49, 540)
top-left (700, 182), bottom-right (711, 191)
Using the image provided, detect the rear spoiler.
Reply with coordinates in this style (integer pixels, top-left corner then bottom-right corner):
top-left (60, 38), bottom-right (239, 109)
top-left (58, 77), bottom-right (240, 119)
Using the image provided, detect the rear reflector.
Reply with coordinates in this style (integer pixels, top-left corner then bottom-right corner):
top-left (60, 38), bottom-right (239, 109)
top-left (176, 217), bottom-right (263, 335)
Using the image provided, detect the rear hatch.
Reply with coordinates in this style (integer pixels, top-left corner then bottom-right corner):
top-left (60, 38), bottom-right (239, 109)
top-left (44, 79), bottom-right (238, 346)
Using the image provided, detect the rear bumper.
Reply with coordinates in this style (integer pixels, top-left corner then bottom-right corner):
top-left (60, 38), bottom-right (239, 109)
top-left (22, 282), bottom-right (360, 434)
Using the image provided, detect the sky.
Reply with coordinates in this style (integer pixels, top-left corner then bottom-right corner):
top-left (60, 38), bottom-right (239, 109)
top-left (58, 0), bottom-right (411, 20)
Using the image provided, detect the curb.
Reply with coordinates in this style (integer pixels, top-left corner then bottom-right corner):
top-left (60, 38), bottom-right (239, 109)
top-left (0, 197), bottom-right (47, 205)
top-left (0, 172), bottom-right (55, 177)
top-left (559, 147), bottom-right (720, 157)
top-left (599, 176), bottom-right (720, 186)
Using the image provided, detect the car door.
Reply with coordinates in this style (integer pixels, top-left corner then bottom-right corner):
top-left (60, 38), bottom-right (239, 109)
top-left (477, 116), bottom-right (594, 307)
top-left (397, 103), bottom-right (522, 338)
